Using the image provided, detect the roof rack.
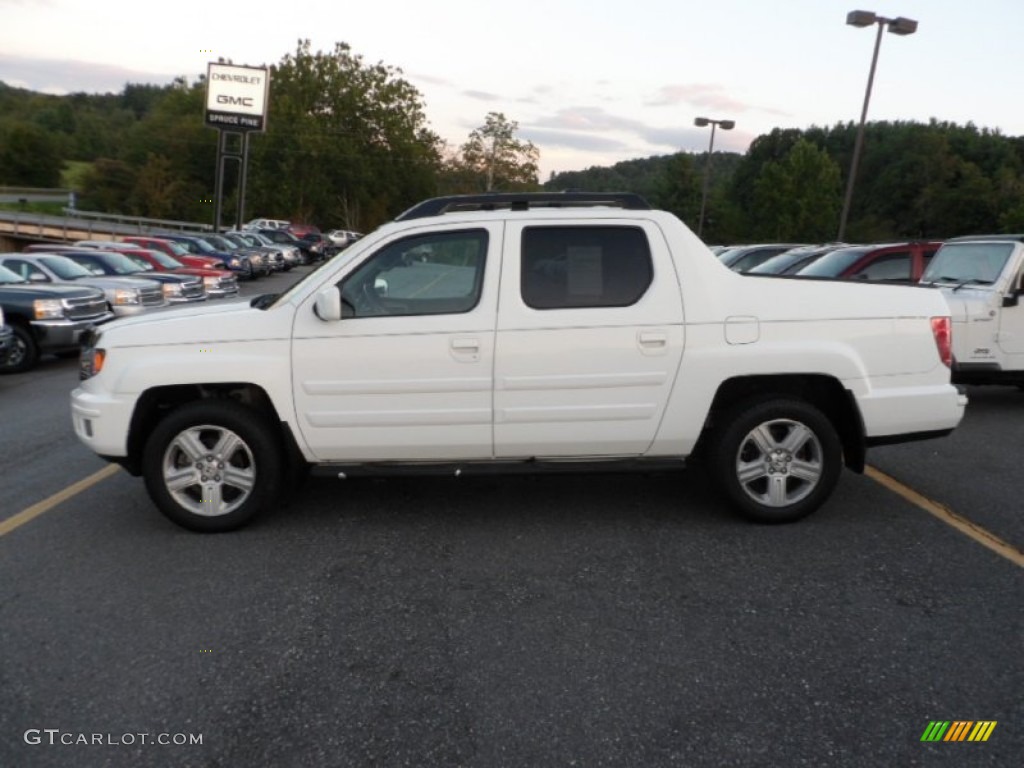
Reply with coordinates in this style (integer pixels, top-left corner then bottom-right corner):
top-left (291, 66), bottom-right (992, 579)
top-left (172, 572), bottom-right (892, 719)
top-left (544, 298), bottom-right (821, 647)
top-left (395, 192), bottom-right (652, 221)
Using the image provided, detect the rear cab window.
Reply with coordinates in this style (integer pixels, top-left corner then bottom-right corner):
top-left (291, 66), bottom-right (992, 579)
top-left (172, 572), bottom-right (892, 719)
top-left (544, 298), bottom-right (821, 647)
top-left (520, 226), bottom-right (653, 309)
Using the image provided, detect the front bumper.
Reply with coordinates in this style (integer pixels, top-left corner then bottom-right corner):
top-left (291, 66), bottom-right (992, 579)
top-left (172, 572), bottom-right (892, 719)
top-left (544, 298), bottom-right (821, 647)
top-left (32, 313), bottom-right (115, 353)
top-left (71, 386), bottom-right (134, 458)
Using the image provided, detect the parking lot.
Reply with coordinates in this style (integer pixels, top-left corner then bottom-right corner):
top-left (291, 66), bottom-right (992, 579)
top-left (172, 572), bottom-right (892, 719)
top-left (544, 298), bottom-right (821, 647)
top-left (1, 265), bottom-right (1021, 767)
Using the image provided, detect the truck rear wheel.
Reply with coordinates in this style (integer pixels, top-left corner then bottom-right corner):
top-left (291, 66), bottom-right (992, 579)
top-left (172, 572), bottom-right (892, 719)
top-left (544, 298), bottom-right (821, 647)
top-left (142, 400), bottom-right (284, 532)
top-left (710, 398), bottom-right (842, 524)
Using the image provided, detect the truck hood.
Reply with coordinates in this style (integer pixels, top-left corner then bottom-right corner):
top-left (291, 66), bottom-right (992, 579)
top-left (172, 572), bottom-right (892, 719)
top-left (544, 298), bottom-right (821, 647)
top-left (933, 285), bottom-right (995, 324)
top-left (96, 296), bottom-right (290, 347)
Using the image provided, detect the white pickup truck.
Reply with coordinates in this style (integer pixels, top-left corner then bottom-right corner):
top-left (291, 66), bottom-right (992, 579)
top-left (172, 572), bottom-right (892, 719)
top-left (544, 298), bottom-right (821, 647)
top-left (71, 193), bottom-right (966, 532)
top-left (920, 235), bottom-right (1024, 386)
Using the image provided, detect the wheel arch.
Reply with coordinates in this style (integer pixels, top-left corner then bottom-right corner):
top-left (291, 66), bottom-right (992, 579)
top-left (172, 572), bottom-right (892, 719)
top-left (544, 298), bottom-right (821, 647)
top-left (123, 383), bottom-right (305, 476)
top-left (696, 374), bottom-right (866, 472)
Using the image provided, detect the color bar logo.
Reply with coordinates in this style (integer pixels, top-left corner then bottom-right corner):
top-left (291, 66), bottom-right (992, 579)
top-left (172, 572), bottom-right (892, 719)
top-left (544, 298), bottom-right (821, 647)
top-left (921, 721), bottom-right (997, 742)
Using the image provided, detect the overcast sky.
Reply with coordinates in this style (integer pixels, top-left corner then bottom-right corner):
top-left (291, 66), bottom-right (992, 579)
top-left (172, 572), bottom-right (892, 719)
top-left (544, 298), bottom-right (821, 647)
top-left (2, 0), bottom-right (1022, 177)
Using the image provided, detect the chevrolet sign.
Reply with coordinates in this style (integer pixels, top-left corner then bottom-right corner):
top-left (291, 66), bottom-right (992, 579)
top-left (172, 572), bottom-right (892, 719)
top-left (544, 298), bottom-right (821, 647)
top-left (205, 63), bottom-right (269, 132)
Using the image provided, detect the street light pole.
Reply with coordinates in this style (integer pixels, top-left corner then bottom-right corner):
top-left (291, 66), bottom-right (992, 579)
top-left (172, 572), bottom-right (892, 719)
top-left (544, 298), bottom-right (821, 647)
top-left (694, 116), bottom-right (734, 238)
top-left (837, 10), bottom-right (918, 241)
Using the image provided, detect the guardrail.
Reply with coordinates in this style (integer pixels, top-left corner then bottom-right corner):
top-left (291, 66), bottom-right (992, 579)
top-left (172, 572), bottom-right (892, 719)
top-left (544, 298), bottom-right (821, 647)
top-left (61, 208), bottom-right (213, 232)
top-left (0, 186), bottom-right (71, 196)
top-left (0, 208), bottom-right (213, 242)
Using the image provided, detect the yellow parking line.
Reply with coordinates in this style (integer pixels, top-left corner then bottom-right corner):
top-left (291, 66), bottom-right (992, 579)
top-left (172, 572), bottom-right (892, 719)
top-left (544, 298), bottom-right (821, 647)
top-left (866, 465), bottom-right (1024, 568)
top-left (0, 464), bottom-right (120, 538)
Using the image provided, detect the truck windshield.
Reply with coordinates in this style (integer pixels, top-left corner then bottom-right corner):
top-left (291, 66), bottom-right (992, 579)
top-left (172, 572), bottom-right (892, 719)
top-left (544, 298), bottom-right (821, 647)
top-left (921, 243), bottom-right (1014, 285)
top-left (39, 256), bottom-right (95, 280)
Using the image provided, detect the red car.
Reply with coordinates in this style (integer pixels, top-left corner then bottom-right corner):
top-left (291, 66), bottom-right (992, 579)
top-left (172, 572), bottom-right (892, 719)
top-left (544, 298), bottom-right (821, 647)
top-left (78, 240), bottom-right (239, 298)
top-left (794, 241), bottom-right (942, 283)
top-left (287, 223), bottom-right (321, 239)
top-left (119, 236), bottom-right (227, 272)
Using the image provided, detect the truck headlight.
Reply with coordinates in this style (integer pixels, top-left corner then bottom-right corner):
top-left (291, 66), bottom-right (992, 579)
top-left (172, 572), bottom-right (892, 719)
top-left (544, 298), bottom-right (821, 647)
top-left (229, 258), bottom-right (241, 267)
top-left (112, 289), bottom-right (141, 305)
top-left (162, 283), bottom-right (184, 298)
top-left (79, 346), bottom-right (106, 379)
top-left (33, 299), bottom-right (65, 320)
top-left (202, 276), bottom-right (219, 289)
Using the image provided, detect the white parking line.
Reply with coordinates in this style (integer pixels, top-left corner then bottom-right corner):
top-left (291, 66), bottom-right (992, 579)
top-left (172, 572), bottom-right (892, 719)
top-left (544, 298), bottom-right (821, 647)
top-left (866, 465), bottom-right (1024, 568)
top-left (0, 464), bottom-right (120, 538)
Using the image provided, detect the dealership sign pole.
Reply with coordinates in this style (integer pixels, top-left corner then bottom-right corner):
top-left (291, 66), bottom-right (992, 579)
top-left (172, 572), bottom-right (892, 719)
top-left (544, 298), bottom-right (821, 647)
top-left (205, 63), bottom-right (270, 232)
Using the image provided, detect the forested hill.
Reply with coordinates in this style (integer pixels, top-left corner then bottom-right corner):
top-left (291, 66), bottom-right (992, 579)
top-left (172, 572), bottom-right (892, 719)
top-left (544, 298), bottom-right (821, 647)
top-left (1, 66), bottom-right (1023, 242)
top-left (548, 122), bottom-right (1024, 243)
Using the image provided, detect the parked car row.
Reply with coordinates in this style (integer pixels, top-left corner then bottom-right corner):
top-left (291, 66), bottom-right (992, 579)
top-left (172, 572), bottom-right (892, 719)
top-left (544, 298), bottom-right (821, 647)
top-left (244, 217), bottom-right (364, 254)
top-left (724, 235), bottom-right (1024, 387)
top-left (0, 236), bottom-right (247, 374)
top-left (717, 240), bottom-right (943, 282)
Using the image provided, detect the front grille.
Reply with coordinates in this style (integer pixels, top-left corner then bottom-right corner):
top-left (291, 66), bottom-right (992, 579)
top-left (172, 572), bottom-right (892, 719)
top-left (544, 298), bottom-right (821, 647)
top-left (140, 286), bottom-right (165, 307)
top-left (182, 280), bottom-right (205, 299)
top-left (218, 276), bottom-right (238, 293)
top-left (64, 295), bottom-right (109, 321)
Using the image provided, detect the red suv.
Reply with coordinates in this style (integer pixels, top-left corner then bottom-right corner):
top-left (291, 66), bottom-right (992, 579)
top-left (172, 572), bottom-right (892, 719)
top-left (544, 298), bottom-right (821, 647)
top-left (120, 236), bottom-right (226, 271)
top-left (794, 241), bottom-right (942, 283)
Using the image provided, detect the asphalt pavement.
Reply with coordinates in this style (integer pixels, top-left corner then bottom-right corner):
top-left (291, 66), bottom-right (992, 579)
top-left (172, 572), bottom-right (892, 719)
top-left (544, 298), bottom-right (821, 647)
top-left (1, 266), bottom-right (1020, 767)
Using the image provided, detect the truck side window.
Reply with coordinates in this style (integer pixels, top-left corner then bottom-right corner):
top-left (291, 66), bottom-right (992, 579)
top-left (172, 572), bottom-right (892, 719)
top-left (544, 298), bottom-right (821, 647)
top-left (339, 229), bottom-right (488, 318)
top-left (521, 226), bottom-right (653, 309)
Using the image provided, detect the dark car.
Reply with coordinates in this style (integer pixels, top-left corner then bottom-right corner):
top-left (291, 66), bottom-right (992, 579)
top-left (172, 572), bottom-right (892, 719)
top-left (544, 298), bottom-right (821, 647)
top-left (718, 244), bottom-right (810, 273)
top-left (794, 241), bottom-right (942, 283)
top-left (58, 249), bottom-right (207, 304)
top-left (86, 239), bottom-right (238, 297)
top-left (157, 234), bottom-right (256, 279)
top-left (256, 228), bottom-right (317, 265)
top-left (0, 308), bottom-right (12, 368)
top-left (0, 263), bottom-right (113, 373)
top-left (746, 244), bottom-right (849, 276)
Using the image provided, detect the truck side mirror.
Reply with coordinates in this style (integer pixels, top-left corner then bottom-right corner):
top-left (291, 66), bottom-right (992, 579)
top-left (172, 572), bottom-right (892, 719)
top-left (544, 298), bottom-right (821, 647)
top-left (313, 287), bottom-right (342, 321)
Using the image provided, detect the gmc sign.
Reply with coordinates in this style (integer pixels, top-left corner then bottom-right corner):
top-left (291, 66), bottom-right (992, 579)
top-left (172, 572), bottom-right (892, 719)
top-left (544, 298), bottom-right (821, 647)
top-left (205, 63), bottom-right (269, 132)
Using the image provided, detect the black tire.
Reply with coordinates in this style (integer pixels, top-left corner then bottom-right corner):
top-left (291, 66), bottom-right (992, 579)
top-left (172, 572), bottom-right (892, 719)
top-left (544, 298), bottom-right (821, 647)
top-left (709, 397), bottom-right (842, 524)
top-left (142, 400), bottom-right (284, 532)
top-left (1, 323), bottom-right (39, 374)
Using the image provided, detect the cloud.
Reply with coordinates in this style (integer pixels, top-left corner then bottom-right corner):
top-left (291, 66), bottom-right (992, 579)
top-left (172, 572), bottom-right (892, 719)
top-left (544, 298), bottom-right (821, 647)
top-left (647, 83), bottom-right (790, 118)
top-left (462, 89), bottom-right (501, 102)
top-left (531, 106), bottom-right (649, 135)
top-left (409, 71), bottom-right (453, 87)
top-left (524, 105), bottom-right (756, 157)
top-left (519, 127), bottom-right (629, 153)
top-left (0, 54), bottom-right (181, 94)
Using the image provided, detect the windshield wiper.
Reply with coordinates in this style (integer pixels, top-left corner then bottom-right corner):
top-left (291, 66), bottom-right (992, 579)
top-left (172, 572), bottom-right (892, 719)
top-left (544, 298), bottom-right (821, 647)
top-left (922, 276), bottom-right (991, 290)
top-left (952, 278), bottom-right (991, 292)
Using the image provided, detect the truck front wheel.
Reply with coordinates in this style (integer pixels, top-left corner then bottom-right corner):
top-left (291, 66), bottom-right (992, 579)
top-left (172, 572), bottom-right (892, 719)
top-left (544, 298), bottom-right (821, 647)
top-left (710, 398), bottom-right (842, 524)
top-left (1, 323), bottom-right (39, 374)
top-left (142, 400), bottom-right (284, 532)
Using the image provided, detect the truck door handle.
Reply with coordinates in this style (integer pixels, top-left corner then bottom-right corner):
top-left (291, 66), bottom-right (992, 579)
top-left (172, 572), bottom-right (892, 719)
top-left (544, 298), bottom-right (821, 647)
top-left (451, 338), bottom-right (480, 352)
top-left (638, 332), bottom-right (667, 347)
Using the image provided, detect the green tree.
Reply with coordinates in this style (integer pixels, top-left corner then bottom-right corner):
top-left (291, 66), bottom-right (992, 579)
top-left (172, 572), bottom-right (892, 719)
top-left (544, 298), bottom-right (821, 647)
top-left (80, 158), bottom-right (137, 212)
top-left (456, 112), bottom-right (539, 192)
top-left (751, 139), bottom-right (841, 241)
top-left (248, 40), bottom-right (442, 230)
top-left (129, 153), bottom-right (184, 219)
top-left (0, 122), bottom-right (63, 186)
top-left (650, 152), bottom-right (701, 229)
